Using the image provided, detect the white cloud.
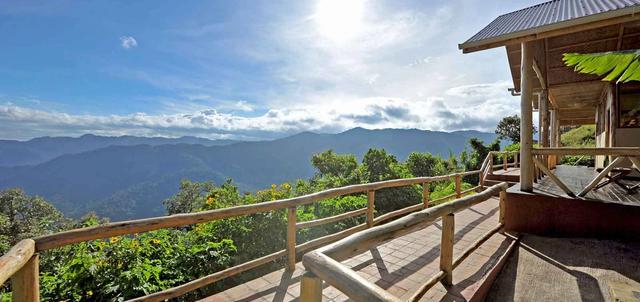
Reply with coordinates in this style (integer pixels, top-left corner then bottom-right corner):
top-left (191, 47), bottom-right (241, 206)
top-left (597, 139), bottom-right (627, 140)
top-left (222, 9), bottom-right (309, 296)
top-left (120, 36), bottom-right (137, 49)
top-left (0, 81), bottom-right (518, 140)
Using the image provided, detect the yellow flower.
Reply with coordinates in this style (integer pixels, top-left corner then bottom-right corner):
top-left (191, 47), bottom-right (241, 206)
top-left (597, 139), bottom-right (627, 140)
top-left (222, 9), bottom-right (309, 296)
top-left (86, 290), bottom-right (93, 297)
top-left (206, 196), bottom-right (215, 205)
top-left (109, 236), bottom-right (121, 244)
top-left (271, 184), bottom-right (277, 190)
top-left (152, 239), bottom-right (162, 245)
top-left (282, 183), bottom-right (291, 190)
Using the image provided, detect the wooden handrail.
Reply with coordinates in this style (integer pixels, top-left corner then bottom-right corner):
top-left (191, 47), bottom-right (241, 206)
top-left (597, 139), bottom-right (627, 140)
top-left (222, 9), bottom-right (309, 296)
top-left (2, 169), bottom-right (486, 301)
top-left (316, 183), bottom-right (506, 261)
top-left (296, 208), bottom-right (368, 229)
top-left (532, 147), bottom-right (640, 156)
top-left (33, 173), bottom-right (471, 251)
top-left (301, 183), bottom-right (508, 301)
top-left (0, 239), bottom-right (34, 285)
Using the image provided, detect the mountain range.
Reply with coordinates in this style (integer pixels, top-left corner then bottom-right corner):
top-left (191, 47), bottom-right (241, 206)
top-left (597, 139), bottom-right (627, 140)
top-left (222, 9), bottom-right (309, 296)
top-left (0, 128), bottom-right (499, 220)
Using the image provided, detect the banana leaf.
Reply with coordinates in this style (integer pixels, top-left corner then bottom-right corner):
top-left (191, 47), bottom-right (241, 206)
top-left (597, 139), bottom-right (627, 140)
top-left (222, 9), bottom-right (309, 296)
top-left (563, 50), bottom-right (640, 83)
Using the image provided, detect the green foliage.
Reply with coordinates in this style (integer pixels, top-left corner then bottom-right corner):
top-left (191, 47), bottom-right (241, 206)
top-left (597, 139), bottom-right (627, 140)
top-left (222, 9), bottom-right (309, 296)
top-left (163, 180), bottom-right (214, 215)
top-left (561, 125), bottom-right (596, 147)
top-left (563, 50), bottom-right (640, 83)
top-left (40, 229), bottom-right (236, 301)
top-left (406, 152), bottom-right (446, 177)
top-left (0, 189), bottom-right (66, 253)
top-left (1, 134), bottom-right (507, 300)
top-left (495, 114), bottom-right (537, 143)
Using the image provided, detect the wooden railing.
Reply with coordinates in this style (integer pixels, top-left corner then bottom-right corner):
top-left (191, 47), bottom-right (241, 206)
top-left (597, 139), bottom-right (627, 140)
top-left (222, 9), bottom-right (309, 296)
top-left (300, 182), bottom-right (509, 302)
top-left (531, 147), bottom-right (640, 197)
top-left (479, 151), bottom-right (518, 186)
top-left (0, 170), bottom-right (486, 301)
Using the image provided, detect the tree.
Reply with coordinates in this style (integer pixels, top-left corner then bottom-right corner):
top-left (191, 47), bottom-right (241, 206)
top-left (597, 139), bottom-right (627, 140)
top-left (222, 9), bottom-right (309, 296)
top-left (405, 152), bottom-right (446, 177)
top-left (360, 148), bottom-right (399, 182)
top-left (495, 114), bottom-right (537, 143)
top-left (563, 50), bottom-right (640, 83)
top-left (311, 150), bottom-right (358, 179)
top-left (163, 180), bottom-right (214, 215)
top-left (0, 188), bottom-right (64, 251)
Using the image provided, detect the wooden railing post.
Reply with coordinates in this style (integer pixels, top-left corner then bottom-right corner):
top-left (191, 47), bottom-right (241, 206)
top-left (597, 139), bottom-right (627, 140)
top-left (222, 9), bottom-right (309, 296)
top-left (488, 153), bottom-right (494, 174)
top-left (440, 213), bottom-right (454, 286)
top-left (422, 182), bottom-right (430, 209)
top-left (366, 191), bottom-right (375, 228)
top-left (503, 153), bottom-right (508, 171)
top-left (287, 207), bottom-right (296, 271)
top-left (454, 174), bottom-right (462, 199)
top-left (499, 190), bottom-right (506, 226)
top-left (514, 152), bottom-right (519, 168)
top-left (12, 254), bottom-right (39, 302)
top-left (300, 272), bottom-right (323, 302)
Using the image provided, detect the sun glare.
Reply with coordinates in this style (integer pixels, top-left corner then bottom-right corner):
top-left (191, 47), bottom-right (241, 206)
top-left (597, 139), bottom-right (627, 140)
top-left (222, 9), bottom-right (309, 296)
top-left (312, 0), bottom-right (365, 43)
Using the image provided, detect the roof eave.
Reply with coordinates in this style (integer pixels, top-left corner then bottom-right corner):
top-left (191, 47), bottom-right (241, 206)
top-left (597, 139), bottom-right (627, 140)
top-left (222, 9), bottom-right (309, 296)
top-left (459, 5), bottom-right (640, 53)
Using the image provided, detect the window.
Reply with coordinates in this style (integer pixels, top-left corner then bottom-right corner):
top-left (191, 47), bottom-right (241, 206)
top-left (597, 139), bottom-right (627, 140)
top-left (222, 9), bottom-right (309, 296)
top-left (618, 83), bottom-right (640, 128)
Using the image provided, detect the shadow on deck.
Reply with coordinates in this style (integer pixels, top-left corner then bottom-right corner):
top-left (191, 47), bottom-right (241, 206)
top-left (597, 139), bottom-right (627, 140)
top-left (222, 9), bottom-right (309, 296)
top-left (487, 234), bottom-right (640, 302)
top-left (202, 198), bottom-right (515, 302)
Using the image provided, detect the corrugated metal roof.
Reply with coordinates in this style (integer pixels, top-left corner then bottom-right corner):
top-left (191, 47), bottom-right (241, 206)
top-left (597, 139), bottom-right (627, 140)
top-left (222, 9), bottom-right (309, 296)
top-left (463, 0), bottom-right (640, 45)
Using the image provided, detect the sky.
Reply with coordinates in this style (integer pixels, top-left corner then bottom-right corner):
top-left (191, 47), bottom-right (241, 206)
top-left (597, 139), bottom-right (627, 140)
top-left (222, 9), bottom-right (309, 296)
top-left (0, 0), bottom-right (540, 141)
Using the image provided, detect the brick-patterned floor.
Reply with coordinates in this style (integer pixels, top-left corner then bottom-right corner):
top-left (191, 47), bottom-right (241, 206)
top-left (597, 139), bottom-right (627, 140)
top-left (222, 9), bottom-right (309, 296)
top-left (201, 197), bottom-right (514, 302)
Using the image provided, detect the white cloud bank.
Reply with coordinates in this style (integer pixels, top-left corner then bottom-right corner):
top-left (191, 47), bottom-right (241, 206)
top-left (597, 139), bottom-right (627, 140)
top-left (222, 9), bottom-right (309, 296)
top-left (0, 81), bottom-right (518, 140)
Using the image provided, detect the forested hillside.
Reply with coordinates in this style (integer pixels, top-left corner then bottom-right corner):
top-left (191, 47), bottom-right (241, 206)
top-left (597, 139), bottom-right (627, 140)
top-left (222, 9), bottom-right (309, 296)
top-left (0, 137), bottom-right (501, 301)
top-left (0, 134), bottom-right (238, 167)
top-left (0, 128), bottom-right (499, 220)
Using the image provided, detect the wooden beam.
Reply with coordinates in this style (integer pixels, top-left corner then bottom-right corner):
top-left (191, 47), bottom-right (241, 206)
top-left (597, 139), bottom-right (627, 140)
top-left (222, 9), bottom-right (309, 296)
top-left (533, 58), bottom-right (547, 88)
top-left (128, 250), bottom-right (288, 302)
top-left (532, 148), bottom-right (640, 156)
top-left (367, 191), bottom-right (375, 228)
top-left (578, 156), bottom-right (626, 196)
top-left (454, 174), bottom-right (462, 198)
top-left (300, 273), bottom-right (323, 302)
top-left (296, 208), bottom-right (367, 229)
top-left (422, 182), bottom-right (430, 209)
top-left (33, 172), bottom-right (473, 251)
top-left (12, 254), bottom-right (39, 302)
top-left (287, 207), bottom-right (297, 270)
top-left (303, 252), bottom-right (403, 302)
top-left (440, 213), bottom-right (454, 286)
top-left (521, 41), bottom-right (535, 191)
top-left (540, 90), bottom-right (550, 148)
top-left (318, 183), bottom-right (508, 262)
top-left (0, 239), bottom-right (35, 285)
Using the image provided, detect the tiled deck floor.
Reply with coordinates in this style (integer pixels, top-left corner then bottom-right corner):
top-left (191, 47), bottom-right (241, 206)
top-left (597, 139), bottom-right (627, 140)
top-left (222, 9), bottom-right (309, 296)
top-left (202, 197), bottom-right (515, 302)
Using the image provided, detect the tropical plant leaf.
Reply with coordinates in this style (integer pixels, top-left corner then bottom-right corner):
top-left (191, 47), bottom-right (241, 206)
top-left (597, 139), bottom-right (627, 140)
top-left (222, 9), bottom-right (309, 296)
top-left (563, 50), bottom-right (640, 83)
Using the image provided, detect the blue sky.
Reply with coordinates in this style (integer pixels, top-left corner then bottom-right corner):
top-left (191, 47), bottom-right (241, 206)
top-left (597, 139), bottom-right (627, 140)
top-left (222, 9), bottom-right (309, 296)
top-left (0, 0), bottom-right (539, 140)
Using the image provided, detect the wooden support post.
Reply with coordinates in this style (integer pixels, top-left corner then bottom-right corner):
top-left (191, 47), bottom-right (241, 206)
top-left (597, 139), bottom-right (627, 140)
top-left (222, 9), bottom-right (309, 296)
top-left (520, 41), bottom-right (535, 192)
top-left (454, 174), bottom-right (462, 199)
top-left (422, 182), bottom-right (430, 209)
top-left (287, 207), bottom-right (297, 271)
top-left (514, 152), bottom-right (519, 168)
top-left (440, 213), bottom-right (454, 286)
top-left (499, 190), bottom-right (506, 225)
top-left (488, 153), bottom-right (493, 174)
top-left (12, 254), bottom-right (39, 302)
top-left (300, 272), bottom-right (323, 302)
top-left (366, 191), bottom-right (375, 228)
top-left (503, 153), bottom-right (508, 171)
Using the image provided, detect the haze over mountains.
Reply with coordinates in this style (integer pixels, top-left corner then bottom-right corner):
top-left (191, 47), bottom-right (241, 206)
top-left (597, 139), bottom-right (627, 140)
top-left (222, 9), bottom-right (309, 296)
top-left (0, 128), bottom-right (498, 220)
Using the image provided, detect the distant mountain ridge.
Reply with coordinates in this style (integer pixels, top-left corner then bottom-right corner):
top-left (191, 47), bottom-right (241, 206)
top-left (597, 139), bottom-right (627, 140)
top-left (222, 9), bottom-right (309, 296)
top-left (0, 128), bottom-right (500, 220)
top-left (0, 134), bottom-right (239, 167)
